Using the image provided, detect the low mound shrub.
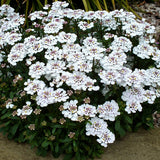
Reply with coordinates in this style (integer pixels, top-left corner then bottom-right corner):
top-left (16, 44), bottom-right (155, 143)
top-left (0, 1), bottom-right (160, 159)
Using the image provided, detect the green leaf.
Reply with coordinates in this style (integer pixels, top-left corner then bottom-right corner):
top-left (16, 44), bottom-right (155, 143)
top-left (9, 92), bottom-right (14, 99)
top-left (36, 147), bottom-right (47, 157)
top-left (63, 154), bottom-right (73, 160)
top-left (55, 143), bottom-right (59, 153)
top-left (59, 138), bottom-right (72, 143)
top-left (119, 127), bottom-right (126, 137)
top-left (93, 0), bottom-right (102, 10)
top-left (41, 140), bottom-right (50, 148)
top-left (29, 133), bottom-right (37, 141)
top-left (52, 128), bottom-right (56, 134)
top-left (73, 141), bottom-right (78, 152)
top-left (10, 123), bottom-right (19, 135)
top-left (124, 124), bottom-right (132, 132)
top-left (124, 116), bottom-right (133, 124)
top-left (75, 151), bottom-right (81, 160)
top-left (134, 122), bottom-right (142, 131)
top-left (115, 120), bottom-right (120, 131)
top-left (1, 112), bottom-right (12, 120)
top-left (4, 121), bottom-right (11, 126)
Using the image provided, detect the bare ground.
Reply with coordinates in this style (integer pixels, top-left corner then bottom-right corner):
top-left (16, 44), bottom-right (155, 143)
top-left (0, 128), bottom-right (160, 160)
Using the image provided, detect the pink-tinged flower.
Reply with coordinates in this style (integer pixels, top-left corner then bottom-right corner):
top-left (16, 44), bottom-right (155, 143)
top-left (97, 100), bottom-right (120, 121)
top-left (78, 104), bottom-right (97, 117)
top-left (125, 100), bottom-right (142, 114)
top-left (86, 117), bottom-right (108, 136)
top-left (97, 129), bottom-right (115, 147)
top-left (36, 87), bottom-right (55, 107)
top-left (29, 62), bottom-right (45, 79)
top-left (62, 100), bottom-right (79, 121)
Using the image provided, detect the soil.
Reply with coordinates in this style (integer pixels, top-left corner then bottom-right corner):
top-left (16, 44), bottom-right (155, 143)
top-left (133, 2), bottom-right (160, 42)
top-left (0, 127), bottom-right (160, 160)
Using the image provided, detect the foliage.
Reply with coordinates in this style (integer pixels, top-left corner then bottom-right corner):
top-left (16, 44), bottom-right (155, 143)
top-left (0, 0), bottom-right (52, 26)
top-left (68, 0), bottom-right (141, 18)
top-left (1, 0), bottom-right (142, 24)
top-left (0, 1), bottom-right (160, 159)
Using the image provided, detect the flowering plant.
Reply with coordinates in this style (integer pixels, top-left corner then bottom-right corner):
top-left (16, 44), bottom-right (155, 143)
top-left (0, 1), bottom-right (160, 159)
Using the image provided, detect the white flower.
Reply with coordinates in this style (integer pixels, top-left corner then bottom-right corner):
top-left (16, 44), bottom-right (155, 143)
top-left (17, 101), bottom-right (33, 116)
top-left (44, 21), bottom-right (63, 34)
top-left (29, 62), bottom-right (45, 79)
top-left (29, 11), bottom-right (47, 21)
top-left (83, 11), bottom-right (95, 20)
top-left (143, 90), bottom-right (156, 104)
top-left (122, 21), bottom-right (144, 37)
top-left (7, 52), bottom-right (25, 66)
top-left (125, 100), bottom-right (142, 114)
top-left (62, 100), bottom-right (79, 121)
top-left (110, 36), bottom-right (132, 52)
top-left (124, 71), bottom-right (143, 87)
top-left (6, 102), bottom-right (14, 109)
top-left (51, 1), bottom-right (69, 9)
top-left (78, 104), bottom-right (97, 117)
top-left (66, 71), bottom-right (98, 91)
top-left (6, 32), bottom-right (22, 45)
top-left (102, 16), bottom-right (118, 31)
top-left (83, 37), bottom-right (98, 46)
top-left (78, 21), bottom-right (94, 31)
top-left (97, 129), bottom-right (115, 147)
top-left (97, 100), bottom-right (120, 121)
top-left (99, 69), bottom-right (121, 85)
top-left (45, 47), bottom-right (62, 60)
top-left (57, 31), bottom-right (77, 43)
top-left (117, 67), bottom-right (132, 87)
top-left (24, 79), bottom-right (45, 95)
top-left (85, 79), bottom-right (99, 91)
top-left (94, 10), bottom-right (109, 19)
top-left (26, 56), bottom-right (36, 65)
top-left (41, 35), bottom-right (57, 49)
top-left (69, 60), bottom-right (92, 73)
top-left (46, 60), bottom-right (66, 76)
top-left (133, 42), bottom-right (154, 59)
top-left (86, 117), bottom-right (108, 136)
top-left (121, 87), bottom-right (146, 103)
top-left (146, 68), bottom-right (160, 86)
top-left (52, 88), bottom-right (69, 102)
top-left (66, 51), bottom-right (85, 62)
top-left (104, 33), bottom-right (115, 40)
top-left (82, 45), bottom-right (105, 60)
top-left (36, 87), bottom-right (55, 107)
top-left (50, 71), bottom-right (70, 87)
top-left (69, 9), bottom-right (84, 19)
top-left (100, 51), bottom-right (127, 70)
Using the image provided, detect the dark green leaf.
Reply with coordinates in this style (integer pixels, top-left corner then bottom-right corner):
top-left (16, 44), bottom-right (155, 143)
top-left (52, 128), bottom-right (56, 134)
top-left (124, 116), bottom-right (133, 124)
top-left (73, 141), bottom-right (78, 152)
top-left (10, 123), bottom-right (19, 135)
top-left (1, 112), bottom-right (12, 120)
top-left (115, 120), bottom-right (120, 131)
top-left (9, 92), bottom-right (14, 99)
top-left (119, 127), bottom-right (126, 137)
top-left (59, 138), bottom-right (72, 143)
top-left (55, 143), bottom-right (59, 153)
top-left (41, 140), bottom-right (50, 148)
top-left (63, 154), bottom-right (73, 160)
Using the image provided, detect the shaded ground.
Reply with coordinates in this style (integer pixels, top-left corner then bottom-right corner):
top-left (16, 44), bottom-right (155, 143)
top-left (0, 128), bottom-right (160, 160)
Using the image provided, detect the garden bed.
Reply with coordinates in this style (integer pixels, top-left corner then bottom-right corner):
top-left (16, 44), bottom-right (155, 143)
top-left (0, 1), bottom-right (160, 160)
top-left (0, 128), bottom-right (160, 160)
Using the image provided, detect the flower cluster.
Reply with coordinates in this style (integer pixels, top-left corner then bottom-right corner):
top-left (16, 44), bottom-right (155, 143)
top-left (0, 1), bottom-right (160, 151)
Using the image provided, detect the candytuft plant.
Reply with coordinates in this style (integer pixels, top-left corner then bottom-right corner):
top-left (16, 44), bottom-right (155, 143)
top-left (0, 1), bottom-right (160, 159)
